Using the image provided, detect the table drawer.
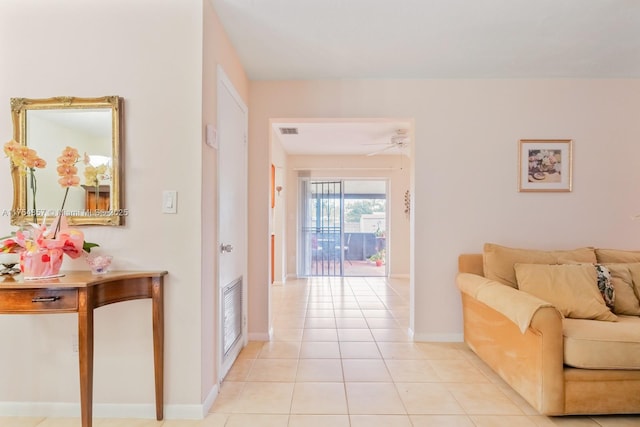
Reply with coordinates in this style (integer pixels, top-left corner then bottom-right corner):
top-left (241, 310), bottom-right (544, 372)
top-left (0, 289), bottom-right (78, 313)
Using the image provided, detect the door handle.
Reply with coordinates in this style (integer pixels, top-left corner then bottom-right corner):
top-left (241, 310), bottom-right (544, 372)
top-left (220, 244), bottom-right (234, 253)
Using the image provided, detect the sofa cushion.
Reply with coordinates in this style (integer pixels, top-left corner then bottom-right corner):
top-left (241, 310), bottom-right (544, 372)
top-left (623, 262), bottom-right (640, 301)
top-left (564, 316), bottom-right (640, 369)
top-left (596, 248), bottom-right (640, 263)
top-left (514, 263), bottom-right (617, 321)
top-left (603, 263), bottom-right (640, 316)
top-left (483, 243), bottom-right (596, 288)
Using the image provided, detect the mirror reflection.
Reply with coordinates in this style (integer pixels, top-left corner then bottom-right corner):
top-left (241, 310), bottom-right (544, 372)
top-left (9, 96), bottom-right (124, 226)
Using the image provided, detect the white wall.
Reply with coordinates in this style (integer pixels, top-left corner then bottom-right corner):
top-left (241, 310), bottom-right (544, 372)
top-left (0, 0), bottom-right (233, 418)
top-left (249, 79), bottom-right (640, 341)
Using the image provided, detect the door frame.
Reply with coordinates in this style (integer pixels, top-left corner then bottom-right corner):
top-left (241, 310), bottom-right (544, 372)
top-left (216, 65), bottom-right (249, 382)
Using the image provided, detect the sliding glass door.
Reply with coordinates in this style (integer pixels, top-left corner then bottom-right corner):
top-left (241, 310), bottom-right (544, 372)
top-left (299, 179), bottom-right (387, 277)
top-left (300, 180), bottom-right (344, 276)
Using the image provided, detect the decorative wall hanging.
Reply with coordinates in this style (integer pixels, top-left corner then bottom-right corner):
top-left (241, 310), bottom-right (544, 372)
top-left (518, 139), bottom-right (573, 192)
top-left (404, 190), bottom-right (411, 216)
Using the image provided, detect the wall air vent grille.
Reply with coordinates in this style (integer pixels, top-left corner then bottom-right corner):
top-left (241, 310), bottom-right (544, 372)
top-left (279, 127), bottom-right (298, 135)
top-left (222, 277), bottom-right (243, 358)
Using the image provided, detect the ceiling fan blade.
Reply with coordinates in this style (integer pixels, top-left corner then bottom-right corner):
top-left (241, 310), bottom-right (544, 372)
top-left (366, 145), bottom-right (396, 156)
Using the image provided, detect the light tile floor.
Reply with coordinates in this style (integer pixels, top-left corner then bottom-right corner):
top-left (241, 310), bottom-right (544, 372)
top-left (3, 276), bottom-right (640, 426)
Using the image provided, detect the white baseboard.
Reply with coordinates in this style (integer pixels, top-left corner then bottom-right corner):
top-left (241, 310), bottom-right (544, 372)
top-left (0, 402), bottom-right (81, 418)
top-left (201, 383), bottom-right (219, 418)
top-left (0, 401), bottom-right (212, 420)
top-left (247, 332), bottom-right (270, 341)
top-left (412, 333), bottom-right (464, 342)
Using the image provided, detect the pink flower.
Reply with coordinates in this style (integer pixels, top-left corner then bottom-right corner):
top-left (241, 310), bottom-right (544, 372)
top-left (57, 146), bottom-right (80, 164)
top-left (57, 164), bottom-right (78, 175)
top-left (56, 146), bottom-right (80, 188)
top-left (0, 238), bottom-right (19, 253)
top-left (58, 175), bottom-right (80, 187)
top-left (4, 140), bottom-right (46, 170)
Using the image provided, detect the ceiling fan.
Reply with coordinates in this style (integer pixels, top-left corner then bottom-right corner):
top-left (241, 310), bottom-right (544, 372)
top-left (366, 129), bottom-right (410, 156)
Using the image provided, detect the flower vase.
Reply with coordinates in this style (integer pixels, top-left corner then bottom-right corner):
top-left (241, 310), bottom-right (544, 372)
top-left (20, 248), bottom-right (64, 279)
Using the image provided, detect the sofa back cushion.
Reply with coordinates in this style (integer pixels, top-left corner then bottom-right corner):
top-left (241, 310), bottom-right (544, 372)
top-left (514, 263), bottom-right (617, 321)
top-left (603, 263), bottom-right (640, 316)
top-left (596, 248), bottom-right (640, 263)
top-left (626, 263), bottom-right (640, 300)
top-left (483, 243), bottom-right (597, 288)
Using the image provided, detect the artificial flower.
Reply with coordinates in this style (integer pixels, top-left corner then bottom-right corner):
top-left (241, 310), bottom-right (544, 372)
top-left (57, 164), bottom-right (78, 175)
top-left (58, 175), bottom-right (81, 187)
top-left (0, 237), bottom-right (19, 253)
top-left (84, 163), bottom-right (108, 185)
top-left (2, 143), bottom-right (100, 277)
top-left (4, 139), bottom-right (47, 223)
top-left (57, 146), bottom-right (80, 165)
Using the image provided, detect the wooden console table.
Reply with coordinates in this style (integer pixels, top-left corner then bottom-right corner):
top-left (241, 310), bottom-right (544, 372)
top-left (0, 270), bottom-right (168, 427)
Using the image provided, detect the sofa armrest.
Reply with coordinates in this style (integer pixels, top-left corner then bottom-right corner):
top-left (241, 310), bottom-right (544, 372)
top-left (456, 272), bottom-right (556, 333)
top-left (457, 273), bottom-right (566, 414)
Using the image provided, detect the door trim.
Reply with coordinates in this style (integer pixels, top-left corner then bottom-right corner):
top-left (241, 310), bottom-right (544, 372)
top-left (216, 65), bottom-right (248, 382)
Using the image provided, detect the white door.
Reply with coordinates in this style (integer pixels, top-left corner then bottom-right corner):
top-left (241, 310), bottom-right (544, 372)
top-left (217, 66), bottom-right (248, 381)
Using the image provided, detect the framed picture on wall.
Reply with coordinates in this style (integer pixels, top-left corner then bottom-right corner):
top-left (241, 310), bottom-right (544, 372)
top-left (518, 139), bottom-right (573, 192)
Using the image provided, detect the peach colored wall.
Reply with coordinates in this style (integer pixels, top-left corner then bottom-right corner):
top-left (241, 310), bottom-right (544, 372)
top-left (249, 79), bottom-right (640, 340)
top-left (0, 0), bottom-right (244, 419)
top-left (201, 0), bottom-right (249, 405)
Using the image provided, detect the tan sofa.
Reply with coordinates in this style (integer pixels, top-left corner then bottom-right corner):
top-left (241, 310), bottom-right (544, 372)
top-left (456, 244), bottom-right (640, 415)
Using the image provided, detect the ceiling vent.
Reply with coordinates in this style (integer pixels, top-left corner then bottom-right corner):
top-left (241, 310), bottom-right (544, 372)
top-left (279, 127), bottom-right (298, 135)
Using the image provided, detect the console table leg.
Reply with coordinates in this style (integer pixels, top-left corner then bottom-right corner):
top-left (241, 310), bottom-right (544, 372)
top-left (78, 288), bottom-right (94, 427)
top-left (152, 277), bottom-right (164, 420)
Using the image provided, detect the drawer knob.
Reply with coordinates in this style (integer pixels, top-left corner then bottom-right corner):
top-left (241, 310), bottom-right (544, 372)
top-left (32, 296), bottom-right (61, 303)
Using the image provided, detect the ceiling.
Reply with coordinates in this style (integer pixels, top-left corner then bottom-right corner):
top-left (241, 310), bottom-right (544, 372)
top-left (213, 0), bottom-right (640, 156)
top-left (272, 120), bottom-right (411, 156)
top-left (212, 0), bottom-right (640, 80)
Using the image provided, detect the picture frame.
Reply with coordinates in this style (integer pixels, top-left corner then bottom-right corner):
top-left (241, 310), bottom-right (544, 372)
top-left (518, 139), bottom-right (573, 192)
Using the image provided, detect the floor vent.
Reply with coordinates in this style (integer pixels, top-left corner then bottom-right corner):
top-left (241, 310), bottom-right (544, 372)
top-left (222, 277), bottom-right (243, 358)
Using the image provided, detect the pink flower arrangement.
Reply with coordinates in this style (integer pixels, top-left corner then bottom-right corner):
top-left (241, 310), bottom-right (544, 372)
top-left (15, 216), bottom-right (86, 277)
top-left (2, 144), bottom-right (99, 277)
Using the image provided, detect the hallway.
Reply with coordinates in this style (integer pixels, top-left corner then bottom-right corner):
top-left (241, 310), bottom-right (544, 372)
top-left (208, 277), bottom-right (639, 426)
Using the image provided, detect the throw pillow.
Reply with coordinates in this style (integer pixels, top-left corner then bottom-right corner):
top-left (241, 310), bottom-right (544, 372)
top-left (514, 263), bottom-right (617, 321)
top-left (594, 264), bottom-right (615, 309)
top-left (483, 243), bottom-right (597, 288)
top-left (602, 263), bottom-right (640, 316)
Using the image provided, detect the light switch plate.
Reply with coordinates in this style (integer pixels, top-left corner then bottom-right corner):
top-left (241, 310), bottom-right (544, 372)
top-left (205, 124), bottom-right (218, 149)
top-left (162, 190), bottom-right (177, 214)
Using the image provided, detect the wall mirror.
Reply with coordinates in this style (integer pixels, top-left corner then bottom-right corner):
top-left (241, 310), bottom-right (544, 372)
top-left (9, 96), bottom-right (124, 226)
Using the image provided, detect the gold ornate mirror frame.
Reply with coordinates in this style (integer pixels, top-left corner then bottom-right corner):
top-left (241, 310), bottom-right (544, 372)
top-left (9, 96), bottom-right (125, 226)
